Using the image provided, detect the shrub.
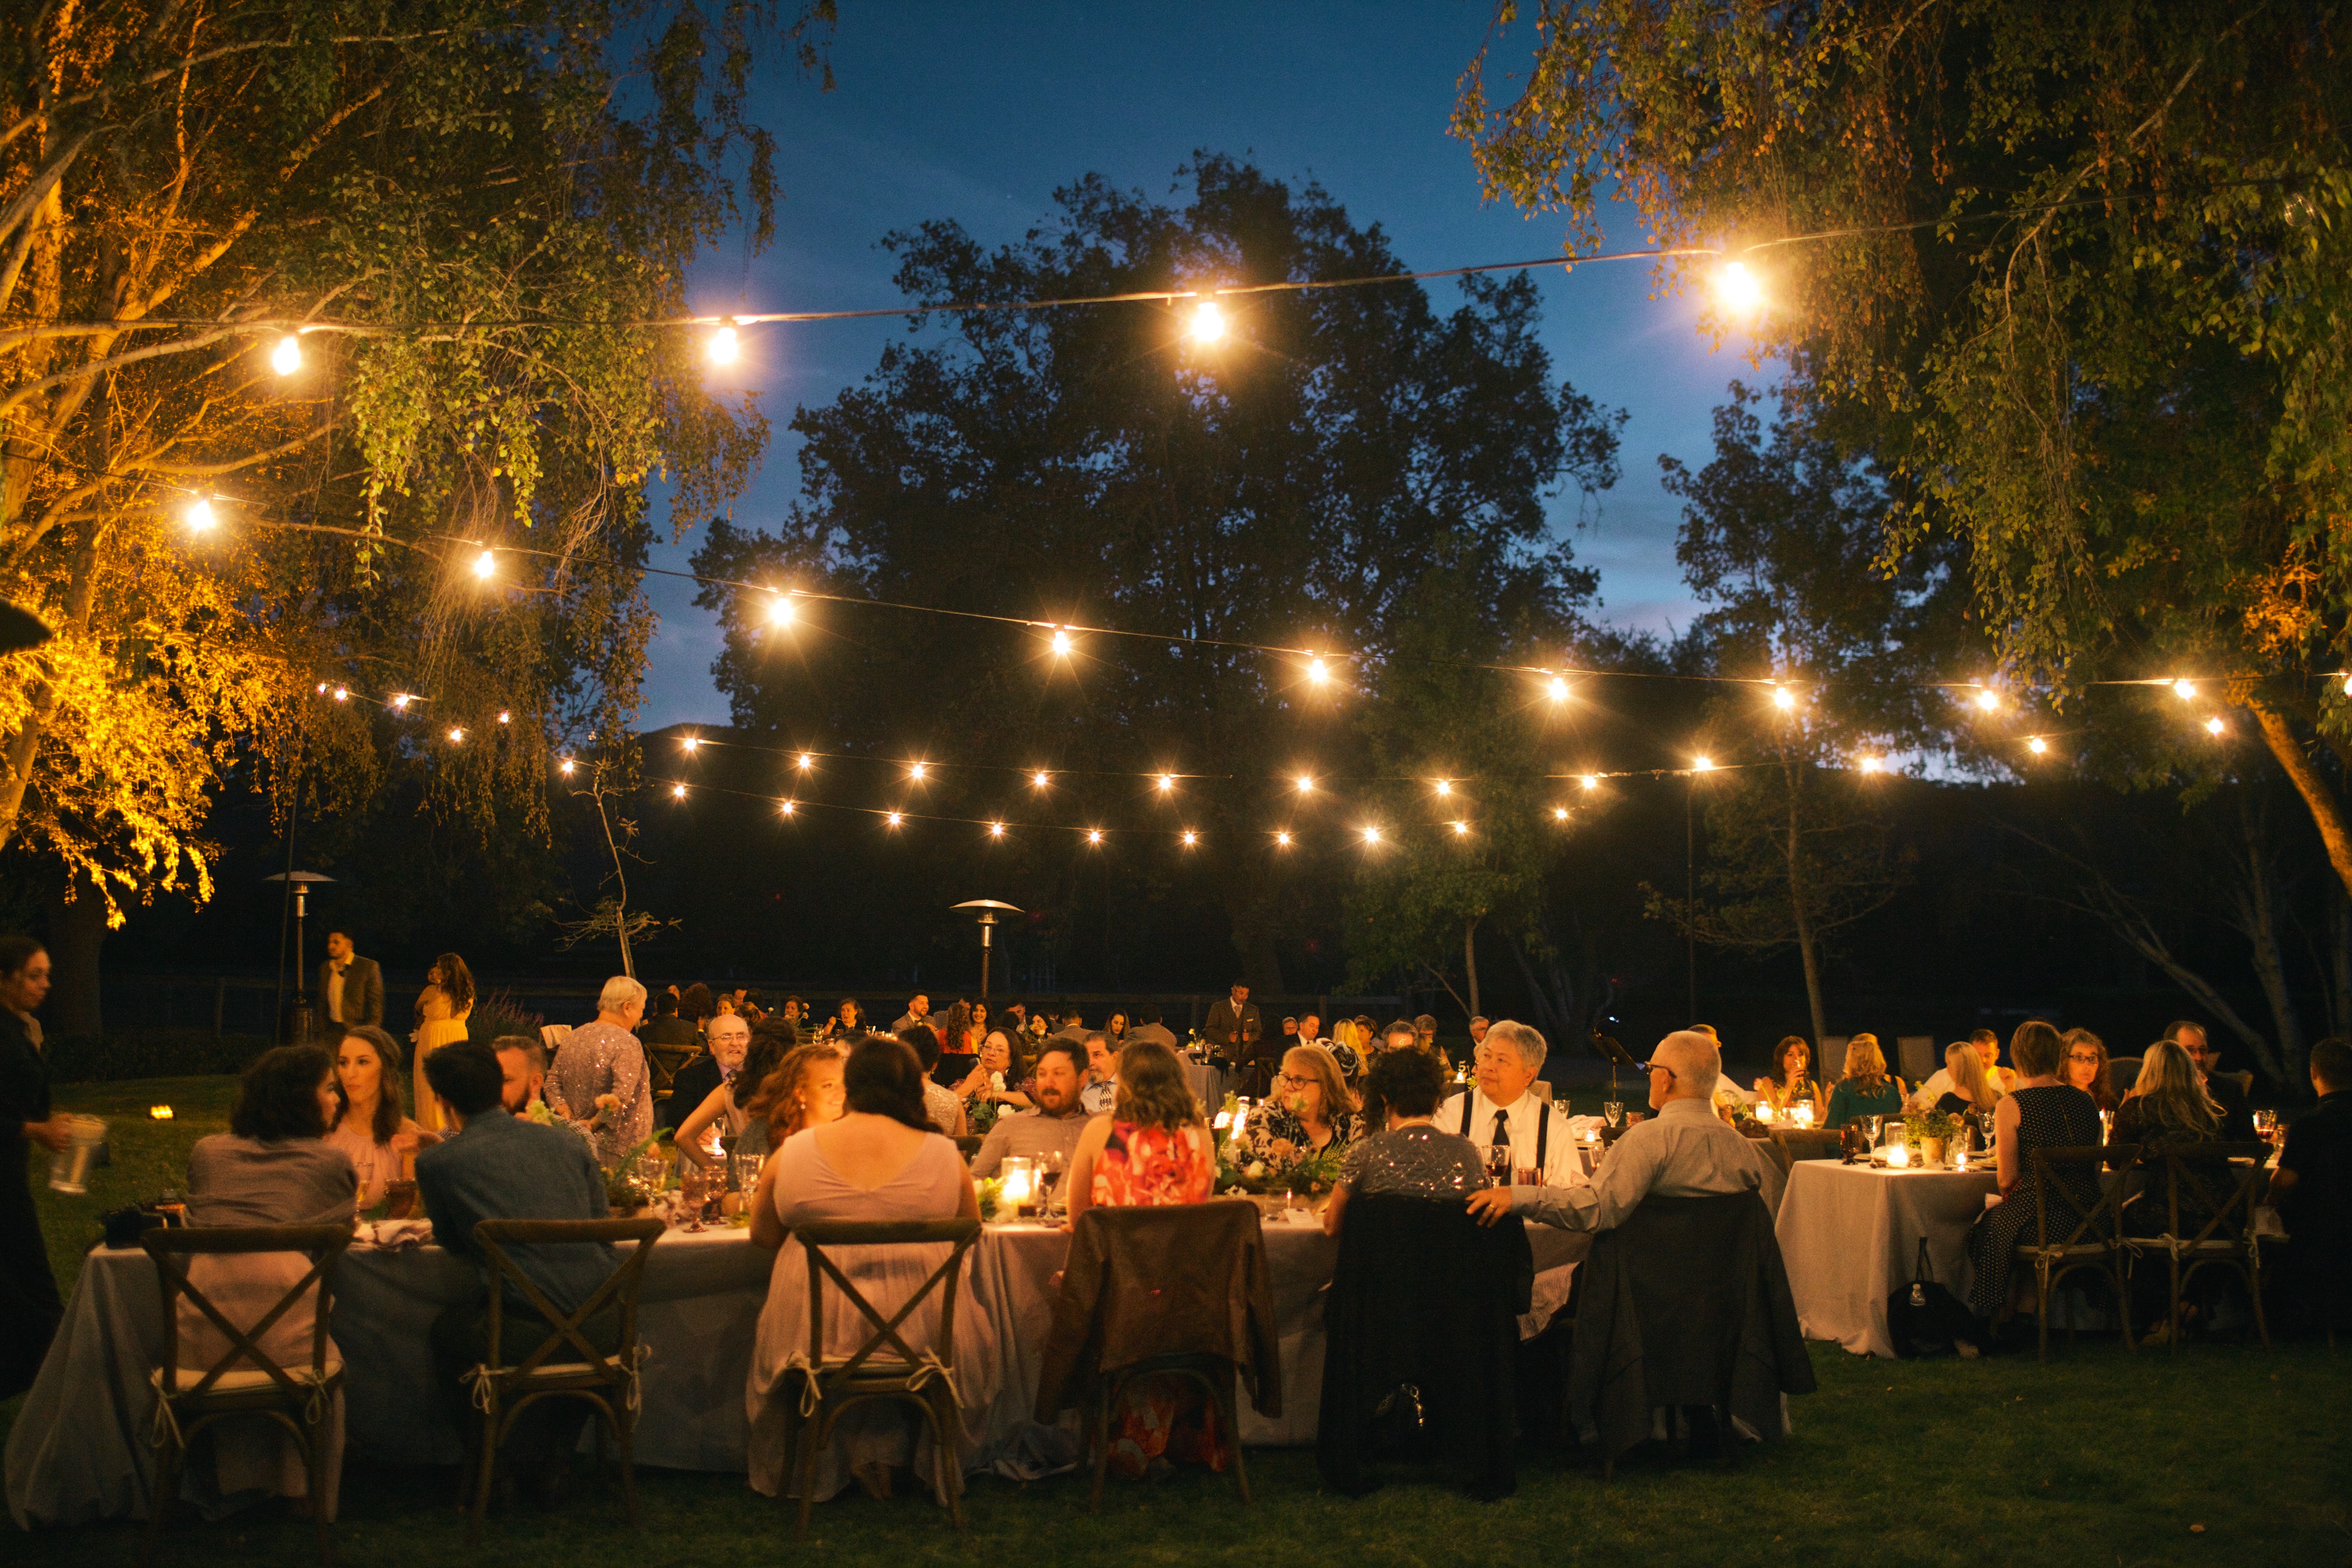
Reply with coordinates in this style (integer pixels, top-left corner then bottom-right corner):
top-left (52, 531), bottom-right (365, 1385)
top-left (46, 1029), bottom-right (274, 1084)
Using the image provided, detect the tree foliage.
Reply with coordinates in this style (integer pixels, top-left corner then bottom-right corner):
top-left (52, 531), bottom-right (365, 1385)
top-left (0, 0), bottom-right (830, 920)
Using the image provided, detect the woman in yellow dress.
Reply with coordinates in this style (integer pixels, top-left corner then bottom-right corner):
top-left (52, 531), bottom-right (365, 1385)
top-left (409, 952), bottom-right (475, 1133)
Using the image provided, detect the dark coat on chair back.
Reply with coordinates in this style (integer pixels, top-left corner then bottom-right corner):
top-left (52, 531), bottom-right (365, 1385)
top-left (1316, 1192), bottom-right (1534, 1500)
top-left (1568, 1190), bottom-right (1814, 1462)
top-left (1034, 1199), bottom-right (1282, 1421)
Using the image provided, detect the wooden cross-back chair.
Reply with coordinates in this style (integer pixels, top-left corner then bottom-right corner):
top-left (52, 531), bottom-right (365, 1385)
top-left (2126, 1141), bottom-right (2276, 1351)
top-left (2017, 1144), bottom-right (2138, 1362)
top-left (142, 1222), bottom-right (353, 1567)
top-left (779, 1218), bottom-right (982, 1540)
top-left (464, 1217), bottom-right (665, 1544)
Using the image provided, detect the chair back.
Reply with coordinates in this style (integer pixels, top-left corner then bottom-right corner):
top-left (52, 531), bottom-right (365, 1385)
top-left (474, 1217), bottom-right (665, 1377)
top-left (2024, 1145), bottom-right (2135, 1251)
top-left (953, 1134), bottom-right (984, 1160)
top-left (1039, 1200), bottom-right (1276, 1414)
top-left (143, 1223), bottom-right (352, 1401)
top-left (2153, 1140), bottom-right (2272, 1248)
top-left (794, 1219), bottom-right (981, 1381)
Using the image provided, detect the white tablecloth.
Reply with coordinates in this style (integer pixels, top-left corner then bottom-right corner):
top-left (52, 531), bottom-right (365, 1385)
top-left (1773, 1161), bottom-right (1998, 1359)
top-left (9, 1211), bottom-right (1585, 1525)
top-left (1181, 1058), bottom-right (1233, 1111)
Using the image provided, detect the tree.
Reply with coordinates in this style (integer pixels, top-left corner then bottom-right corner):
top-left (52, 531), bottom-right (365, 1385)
top-left (1642, 386), bottom-right (1949, 1044)
top-left (1, 0), bottom-right (829, 926)
top-left (694, 155), bottom-right (1622, 988)
top-left (1455, 3), bottom-right (2352, 902)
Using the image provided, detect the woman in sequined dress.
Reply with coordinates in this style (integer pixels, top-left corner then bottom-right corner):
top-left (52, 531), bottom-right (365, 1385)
top-left (1320, 1046), bottom-right (1488, 1236)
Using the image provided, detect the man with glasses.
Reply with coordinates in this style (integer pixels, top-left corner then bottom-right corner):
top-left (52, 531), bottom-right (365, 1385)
top-left (1468, 1030), bottom-right (1783, 1232)
top-left (2164, 1020), bottom-right (2257, 1139)
top-left (1438, 1020), bottom-right (1583, 1189)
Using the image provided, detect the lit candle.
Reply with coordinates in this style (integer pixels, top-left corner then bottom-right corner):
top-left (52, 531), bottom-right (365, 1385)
top-left (1793, 1102), bottom-right (1815, 1128)
top-left (1887, 1142), bottom-right (1911, 1169)
top-left (1952, 1147), bottom-right (1970, 1171)
top-left (1755, 1101), bottom-right (1775, 1123)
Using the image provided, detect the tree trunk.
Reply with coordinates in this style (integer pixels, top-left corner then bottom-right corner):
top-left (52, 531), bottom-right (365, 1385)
top-left (1783, 755), bottom-right (1829, 1047)
top-left (1462, 914), bottom-right (1482, 1019)
top-left (2252, 701), bottom-right (2352, 904)
top-left (2329, 880), bottom-right (2352, 1042)
top-left (41, 870), bottom-right (106, 1038)
top-left (2219, 792), bottom-right (2301, 1088)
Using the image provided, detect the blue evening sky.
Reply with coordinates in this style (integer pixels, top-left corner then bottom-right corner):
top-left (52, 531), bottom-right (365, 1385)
top-left (642, 0), bottom-right (1757, 726)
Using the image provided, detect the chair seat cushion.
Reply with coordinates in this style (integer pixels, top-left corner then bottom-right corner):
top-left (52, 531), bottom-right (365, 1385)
top-left (159, 1358), bottom-right (344, 1396)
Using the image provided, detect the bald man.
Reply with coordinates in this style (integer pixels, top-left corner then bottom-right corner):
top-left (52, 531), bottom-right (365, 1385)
top-left (1468, 1030), bottom-right (1784, 1232)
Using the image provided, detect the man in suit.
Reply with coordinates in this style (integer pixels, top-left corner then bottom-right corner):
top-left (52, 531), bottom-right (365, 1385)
top-left (317, 931), bottom-right (383, 1031)
top-left (635, 990), bottom-right (699, 1050)
top-left (663, 1011), bottom-right (748, 1132)
top-left (415, 1040), bottom-right (617, 1506)
top-left (1204, 980), bottom-right (1265, 1089)
top-left (2168, 1020), bottom-right (2257, 1139)
top-left (1126, 1004), bottom-right (1178, 1051)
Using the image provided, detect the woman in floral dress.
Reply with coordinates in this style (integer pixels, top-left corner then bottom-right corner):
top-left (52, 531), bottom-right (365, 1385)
top-left (1238, 1043), bottom-right (1357, 1179)
top-left (1065, 1040), bottom-right (1221, 1479)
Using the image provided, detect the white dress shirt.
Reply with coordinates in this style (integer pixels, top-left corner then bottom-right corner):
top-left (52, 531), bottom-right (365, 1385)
top-left (325, 962), bottom-right (347, 1024)
top-left (1436, 1086), bottom-right (1586, 1189)
top-left (1509, 1094), bottom-right (1785, 1232)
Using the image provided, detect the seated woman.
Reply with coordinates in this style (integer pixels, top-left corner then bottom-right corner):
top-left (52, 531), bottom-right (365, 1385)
top-left (675, 1021), bottom-right (794, 1170)
top-left (1824, 1035), bottom-right (1907, 1130)
top-left (1754, 1035), bottom-right (1826, 1120)
top-left (933, 1000), bottom-right (983, 1089)
top-left (324, 1025), bottom-right (434, 1209)
top-left (1321, 1047), bottom-right (1489, 1237)
top-left (2064, 1028), bottom-right (2117, 1114)
top-left (2115, 1040), bottom-right (2235, 1343)
top-left (1963, 1020), bottom-right (2103, 1327)
top-left (1933, 1040), bottom-right (2003, 1129)
top-left (746, 1037), bottom-right (993, 1503)
top-left (740, 1042), bottom-right (848, 1156)
top-left (182, 1044), bottom-right (359, 1506)
top-left (955, 1027), bottom-right (1033, 1114)
top-left (817, 997), bottom-right (865, 1040)
top-left (1240, 1043), bottom-right (1358, 1175)
top-left (1065, 1040), bottom-right (1220, 1481)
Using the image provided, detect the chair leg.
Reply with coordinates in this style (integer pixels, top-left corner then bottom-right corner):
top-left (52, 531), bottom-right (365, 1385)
top-left (466, 1401), bottom-right (500, 1546)
top-left (1088, 1377), bottom-right (1118, 1513)
top-left (2114, 1256), bottom-right (2135, 1351)
top-left (2248, 1251), bottom-right (2273, 1351)
top-left (793, 1400), bottom-right (823, 1542)
top-left (2167, 1251), bottom-right (2184, 1354)
top-left (594, 1412), bottom-right (608, 1483)
top-left (143, 1425), bottom-right (183, 1568)
top-left (617, 1402), bottom-right (641, 1532)
top-left (2035, 1262), bottom-right (2051, 1364)
top-left (1213, 1373), bottom-right (1249, 1506)
top-left (302, 1414), bottom-right (335, 1568)
top-left (926, 1388), bottom-right (966, 1534)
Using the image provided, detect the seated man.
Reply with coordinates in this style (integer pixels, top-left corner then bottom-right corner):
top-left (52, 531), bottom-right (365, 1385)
top-left (1470, 1030), bottom-right (1784, 1233)
top-left (1437, 1020), bottom-right (1583, 1188)
top-left (415, 1041), bottom-right (619, 1506)
top-left (970, 1039), bottom-right (1091, 1176)
top-left (1126, 1005), bottom-right (1178, 1050)
top-left (2271, 1035), bottom-right (2352, 1329)
top-left (1079, 1029), bottom-right (1118, 1116)
top-left (493, 1035), bottom-right (549, 1116)
top-left (1909, 1029), bottom-right (2001, 1111)
top-left (2172, 1020), bottom-right (2258, 1140)
top-left (663, 1011), bottom-right (746, 1132)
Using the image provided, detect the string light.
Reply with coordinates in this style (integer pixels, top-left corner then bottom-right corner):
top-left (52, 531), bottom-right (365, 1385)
top-left (1275, 830), bottom-right (1293, 846)
top-left (2027, 736), bottom-right (2049, 755)
top-left (908, 762), bottom-right (928, 781)
top-left (2342, 672), bottom-right (2352, 695)
top-left (315, 683), bottom-right (327, 694)
top-left (797, 753), bottom-right (814, 771)
top-left (769, 595), bottom-right (796, 627)
top-left (497, 710), bottom-right (510, 724)
top-left (472, 549), bottom-right (496, 580)
top-left (1296, 775), bottom-right (1315, 793)
top-left (448, 727), bottom-right (465, 743)
top-left (333, 686), bottom-right (347, 702)
top-left (1307, 657), bottom-right (1329, 684)
top-left (1858, 755), bottom-right (1883, 774)
top-left (2173, 679), bottom-right (2197, 700)
top-left (988, 821), bottom-right (1006, 838)
top-left (1189, 297), bottom-right (1225, 344)
top-left (1692, 756), bottom-right (1715, 772)
top-left (1549, 677), bottom-right (1570, 701)
top-left (886, 810), bottom-right (904, 827)
top-left (186, 495), bottom-right (216, 531)
top-left (2206, 715), bottom-right (2226, 736)
top-left (1772, 686), bottom-right (1796, 711)
top-left (1973, 686), bottom-right (2001, 712)
top-left (1181, 829), bottom-right (1199, 846)
top-left (1032, 770), bottom-right (1052, 788)
top-left (682, 737), bottom-right (700, 752)
top-left (559, 758), bottom-right (575, 776)
top-left (1362, 825), bottom-right (1382, 844)
top-left (1050, 627), bottom-right (1072, 655)
top-left (1451, 820), bottom-right (1470, 836)
top-left (390, 693), bottom-right (411, 710)
top-left (1581, 775), bottom-right (1600, 791)
top-left (1553, 806), bottom-right (1570, 820)
top-left (1157, 774), bottom-right (1175, 792)
top-left (1716, 260), bottom-right (1765, 312)
top-left (1086, 828), bottom-right (1104, 845)
top-left (270, 335), bottom-right (302, 375)
top-left (670, 782), bottom-right (686, 798)
top-left (1433, 779), bottom-right (1452, 797)
top-left (708, 319), bottom-right (739, 365)
top-left (780, 799), bottom-right (796, 815)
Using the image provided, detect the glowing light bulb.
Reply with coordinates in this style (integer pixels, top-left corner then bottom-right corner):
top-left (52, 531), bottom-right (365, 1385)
top-left (708, 321), bottom-right (739, 365)
top-left (2027, 736), bottom-right (2048, 756)
top-left (1434, 780), bottom-right (1452, 797)
top-left (1362, 825), bottom-right (1382, 844)
top-left (186, 495), bottom-right (216, 531)
top-left (2342, 672), bottom-right (2352, 695)
top-left (780, 799), bottom-right (795, 815)
top-left (1692, 756), bottom-right (1715, 772)
top-left (988, 821), bottom-right (1006, 838)
top-left (769, 596), bottom-right (795, 627)
top-left (1189, 297), bottom-right (1225, 343)
top-left (1181, 829), bottom-right (1198, 847)
top-left (682, 737), bottom-right (699, 753)
top-left (1032, 770), bottom-right (1051, 788)
top-left (390, 693), bottom-right (410, 711)
top-left (671, 782), bottom-right (686, 799)
top-left (1307, 658), bottom-right (1328, 684)
top-left (1581, 775), bottom-right (1600, 791)
top-left (2172, 679), bottom-right (2196, 700)
top-left (497, 710), bottom-right (510, 725)
top-left (886, 811), bottom-right (903, 827)
top-left (444, 727), bottom-right (463, 745)
top-left (473, 549), bottom-right (496, 580)
top-left (560, 758), bottom-right (576, 776)
top-left (797, 753), bottom-right (813, 770)
top-left (333, 686), bottom-right (348, 702)
top-left (271, 335), bottom-right (302, 376)
top-left (1717, 260), bottom-right (1764, 312)
top-left (2206, 715), bottom-right (2226, 736)
top-left (1086, 829), bottom-right (1103, 845)
top-left (1773, 686), bottom-right (1796, 711)
top-left (1452, 820), bottom-right (1470, 836)
top-left (1275, 830), bottom-right (1293, 847)
top-left (1975, 687), bottom-right (2001, 712)
top-left (1549, 677), bottom-right (1570, 702)
top-left (1554, 807), bottom-right (1570, 821)
top-left (909, 762), bottom-right (927, 781)
top-left (1859, 755), bottom-right (1882, 774)
top-left (1297, 776), bottom-right (1314, 794)
top-left (1051, 628), bottom-right (1072, 655)
top-left (1158, 774), bottom-right (1175, 792)
top-left (315, 683), bottom-right (328, 695)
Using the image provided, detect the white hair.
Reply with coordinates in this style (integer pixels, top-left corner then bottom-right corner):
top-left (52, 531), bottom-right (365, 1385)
top-left (1653, 1030), bottom-right (1721, 1097)
top-left (598, 975), bottom-right (647, 1015)
top-left (1485, 1019), bottom-right (1547, 1074)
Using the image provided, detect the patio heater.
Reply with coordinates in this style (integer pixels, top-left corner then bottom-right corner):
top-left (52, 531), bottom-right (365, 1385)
top-left (266, 870), bottom-right (335, 1043)
top-left (950, 899), bottom-right (1022, 1001)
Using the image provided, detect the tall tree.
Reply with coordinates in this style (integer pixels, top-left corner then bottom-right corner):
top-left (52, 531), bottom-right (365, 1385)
top-left (1455, 2), bottom-right (2352, 900)
top-left (1645, 386), bottom-right (1950, 1045)
top-left (694, 155), bottom-right (1622, 988)
top-left (1, 0), bottom-right (828, 924)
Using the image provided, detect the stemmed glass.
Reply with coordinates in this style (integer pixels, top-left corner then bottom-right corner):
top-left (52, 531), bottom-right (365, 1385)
top-left (1038, 1149), bottom-right (1068, 1218)
top-left (1602, 1101), bottom-right (1626, 1130)
top-left (2252, 1108), bottom-right (2279, 1148)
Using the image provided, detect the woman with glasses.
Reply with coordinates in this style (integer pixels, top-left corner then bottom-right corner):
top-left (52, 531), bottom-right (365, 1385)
top-left (1239, 1044), bottom-right (1358, 1174)
top-left (2062, 1028), bottom-right (2115, 1112)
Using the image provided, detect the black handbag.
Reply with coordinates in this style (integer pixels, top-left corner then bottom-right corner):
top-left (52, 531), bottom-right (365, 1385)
top-left (1884, 1238), bottom-right (1984, 1358)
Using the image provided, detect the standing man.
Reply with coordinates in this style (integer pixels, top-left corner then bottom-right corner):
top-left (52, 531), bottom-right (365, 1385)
top-left (2166, 1020), bottom-right (2257, 1139)
top-left (317, 931), bottom-right (384, 1032)
top-left (1204, 981), bottom-right (1264, 1087)
top-left (1438, 1020), bottom-right (1583, 1189)
top-left (891, 993), bottom-right (933, 1036)
top-left (550, 975), bottom-right (652, 1166)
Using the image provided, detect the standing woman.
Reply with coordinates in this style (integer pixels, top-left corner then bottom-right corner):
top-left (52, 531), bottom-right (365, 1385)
top-left (0, 938), bottom-right (71, 1399)
top-left (325, 1024), bottom-right (434, 1207)
top-left (934, 1000), bottom-right (981, 1088)
top-left (410, 952), bottom-right (475, 1134)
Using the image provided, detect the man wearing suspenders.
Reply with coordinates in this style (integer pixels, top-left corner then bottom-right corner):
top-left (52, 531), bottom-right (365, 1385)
top-left (1436, 1019), bottom-right (1584, 1190)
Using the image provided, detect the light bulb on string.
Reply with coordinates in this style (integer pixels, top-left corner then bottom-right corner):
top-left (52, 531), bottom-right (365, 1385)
top-left (1032, 770), bottom-right (1052, 788)
top-left (1362, 825), bottom-right (1382, 845)
top-left (1772, 686), bottom-right (1796, 711)
top-left (2172, 679), bottom-right (2197, 701)
top-left (1581, 775), bottom-right (1600, 791)
top-left (332, 686), bottom-right (348, 702)
top-left (1974, 686), bottom-right (2001, 712)
top-left (1554, 806), bottom-right (1570, 821)
top-left (472, 549), bottom-right (496, 581)
top-left (446, 727), bottom-right (464, 744)
top-left (1275, 830), bottom-right (1293, 847)
top-left (908, 762), bottom-right (927, 781)
top-left (315, 683), bottom-right (328, 695)
top-left (682, 737), bottom-right (699, 753)
top-left (1451, 820), bottom-right (1470, 836)
top-left (497, 711), bottom-right (510, 725)
top-left (2027, 736), bottom-right (2049, 756)
top-left (1549, 677), bottom-right (1571, 702)
top-left (559, 758), bottom-right (576, 776)
top-left (1434, 780), bottom-right (1452, 797)
top-left (2341, 671), bottom-right (2352, 695)
top-left (1307, 657), bottom-right (1329, 685)
top-left (708, 319), bottom-right (739, 366)
top-left (769, 595), bottom-right (795, 628)
top-left (186, 495), bottom-right (217, 531)
top-left (779, 799), bottom-right (796, 816)
top-left (1858, 755), bottom-right (1882, 774)
top-left (988, 821), bottom-right (1006, 838)
top-left (1296, 776), bottom-right (1314, 794)
top-left (1050, 627), bottom-right (1072, 655)
top-left (2206, 715), bottom-right (2226, 736)
top-left (1188, 296), bottom-right (1225, 344)
top-left (1716, 260), bottom-right (1765, 313)
top-left (1157, 774), bottom-right (1175, 793)
top-left (390, 693), bottom-right (411, 711)
top-left (797, 753), bottom-right (814, 771)
top-left (1181, 830), bottom-right (1199, 847)
top-left (1086, 828), bottom-right (1104, 845)
top-left (271, 335), bottom-right (302, 376)
top-left (670, 782), bottom-right (686, 799)
top-left (886, 811), bottom-right (904, 828)
top-left (1692, 756), bottom-right (1715, 772)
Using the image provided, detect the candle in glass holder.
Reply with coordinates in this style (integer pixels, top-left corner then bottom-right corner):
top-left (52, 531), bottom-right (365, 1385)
top-left (1886, 1141), bottom-right (1912, 1170)
top-left (1952, 1146), bottom-right (1970, 1171)
top-left (1793, 1101), bottom-right (1815, 1128)
top-left (1755, 1101), bottom-right (1775, 1124)
top-left (1001, 1158), bottom-right (1035, 1217)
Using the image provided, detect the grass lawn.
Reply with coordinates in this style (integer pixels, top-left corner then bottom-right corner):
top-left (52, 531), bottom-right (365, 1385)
top-left (6, 1076), bottom-right (2349, 1566)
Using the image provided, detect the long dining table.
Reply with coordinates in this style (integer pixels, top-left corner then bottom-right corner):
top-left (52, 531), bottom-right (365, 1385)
top-left (7, 1207), bottom-right (1587, 1527)
top-left (1772, 1158), bottom-right (1999, 1358)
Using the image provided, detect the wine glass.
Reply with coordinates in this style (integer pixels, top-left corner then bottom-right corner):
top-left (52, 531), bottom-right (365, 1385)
top-left (1603, 1100), bottom-right (1626, 1130)
top-left (1858, 1114), bottom-right (1883, 1147)
top-left (1038, 1149), bottom-right (1067, 1217)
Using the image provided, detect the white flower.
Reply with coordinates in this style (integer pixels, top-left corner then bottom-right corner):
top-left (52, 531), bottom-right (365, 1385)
top-left (1245, 1160), bottom-right (1267, 1179)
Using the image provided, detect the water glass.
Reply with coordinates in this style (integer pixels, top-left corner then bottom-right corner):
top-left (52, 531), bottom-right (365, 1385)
top-left (2253, 1108), bottom-right (2279, 1145)
top-left (1602, 1101), bottom-right (1626, 1129)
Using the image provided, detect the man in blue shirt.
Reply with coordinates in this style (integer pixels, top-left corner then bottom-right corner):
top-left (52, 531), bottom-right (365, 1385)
top-left (417, 1040), bottom-right (618, 1507)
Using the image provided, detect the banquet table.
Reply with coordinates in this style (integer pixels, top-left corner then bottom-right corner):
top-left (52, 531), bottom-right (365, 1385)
top-left (8, 1208), bottom-right (1586, 1527)
top-left (1180, 1056), bottom-right (1234, 1113)
top-left (1773, 1160), bottom-right (1998, 1359)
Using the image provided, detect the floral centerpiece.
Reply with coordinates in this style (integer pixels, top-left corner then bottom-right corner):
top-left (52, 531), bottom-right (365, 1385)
top-left (1901, 1109), bottom-right (1961, 1164)
top-left (975, 1176), bottom-right (1006, 1222)
top-left (601, 1127), bottom-right (673, 1213)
